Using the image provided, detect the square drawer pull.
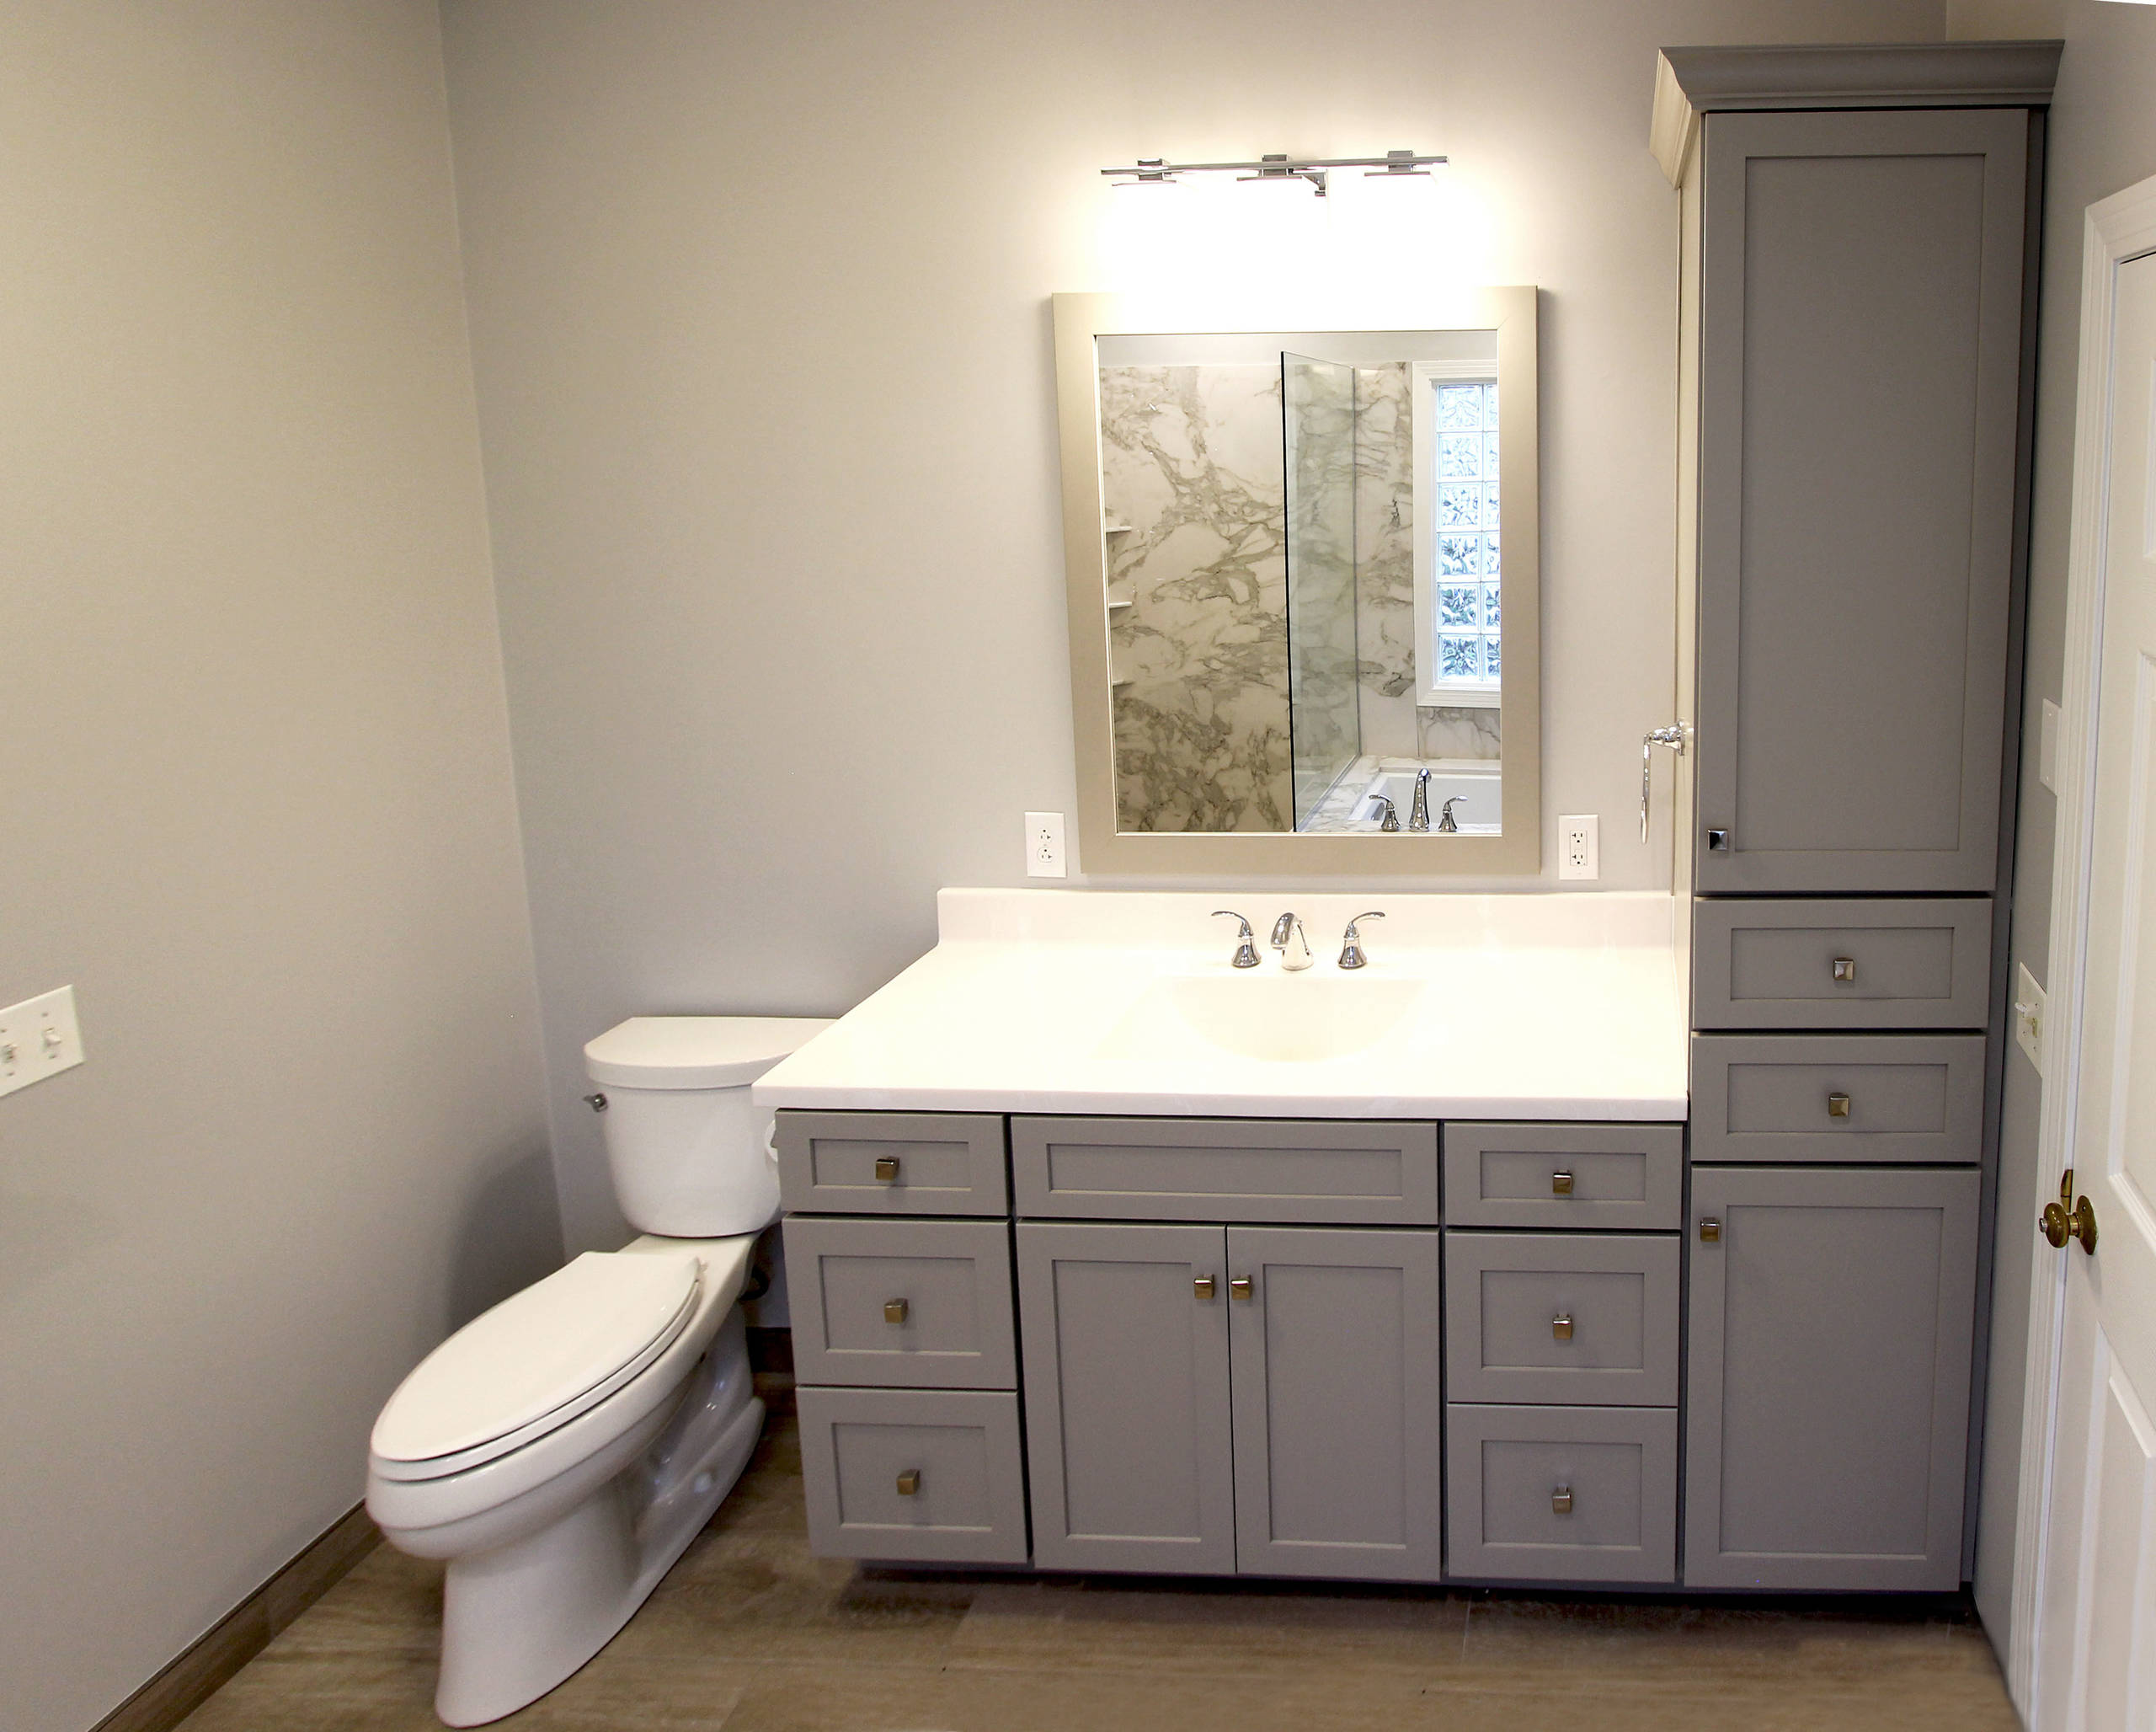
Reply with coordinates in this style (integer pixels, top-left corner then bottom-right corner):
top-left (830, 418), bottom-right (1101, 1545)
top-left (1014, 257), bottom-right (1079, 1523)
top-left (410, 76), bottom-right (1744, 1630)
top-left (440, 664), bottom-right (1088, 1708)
top-left (1552, 1312), bottom-right (1574, 1341)
top-left (873, 1155), bottom-right (901, 1183)
top-left (1550, 1170), bottom-right (1575, 1195)
top-left (883, 1297), bottom-right (909, 1324)
top-left (1832, 956), bottom-right (1856, 983)
top-left (1552, 1485), bottom-right (1573, 1516)
top-left (1827, 1092), bottom-right (1852, 1119)
top-left (895, 1469), bottom-right (920, 1496)
top-left (1229, 1276), bottom-right (1254, 1301)
top-left (1193, 1274), bottom-right (1216, 1300)
top-left (1700, 1216), bottom-right (1721, 1243)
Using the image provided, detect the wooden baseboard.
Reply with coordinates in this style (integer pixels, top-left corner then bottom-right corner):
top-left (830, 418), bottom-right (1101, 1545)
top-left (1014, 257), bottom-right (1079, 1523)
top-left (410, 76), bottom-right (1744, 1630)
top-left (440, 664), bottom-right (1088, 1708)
top-left (93, 1504), bottom-right (380, 1732)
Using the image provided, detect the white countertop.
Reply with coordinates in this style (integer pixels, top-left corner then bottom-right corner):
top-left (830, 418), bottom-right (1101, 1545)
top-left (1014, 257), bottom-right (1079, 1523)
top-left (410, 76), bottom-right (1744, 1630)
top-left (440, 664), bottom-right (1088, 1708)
top-left (753, 889), bottom-right (1689, 1120)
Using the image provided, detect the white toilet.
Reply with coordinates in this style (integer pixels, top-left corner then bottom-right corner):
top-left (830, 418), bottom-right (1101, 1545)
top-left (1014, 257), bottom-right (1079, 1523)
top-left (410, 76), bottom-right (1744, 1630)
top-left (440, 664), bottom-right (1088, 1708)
top-left (366, 1015), bottom-right (830, 1728)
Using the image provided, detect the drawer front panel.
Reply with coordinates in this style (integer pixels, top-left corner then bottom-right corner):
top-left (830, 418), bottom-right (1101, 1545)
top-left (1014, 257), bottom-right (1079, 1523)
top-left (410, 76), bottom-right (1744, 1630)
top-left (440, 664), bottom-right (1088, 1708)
top-left (1447, 1403), bottom-right (1678, 1584)
top-left (1445, 1232), bottom-right (1680, 1407)
top-left (783, 1216), bottom-right (1016, 1389)
top-left (776, 1110), bottom-right (1007, 1216)
top-left (1690, 1034), bottom-right (1987, 1163)
top-left (798, 1387), bottom-right (1028, 1564)
top-left (1011, 1117), bottom-right (1439, 1225)
top-left (1692, 898), bottom-right (1993, 1029)
top-left (1444, 1123), bottom-right (1684, 1230)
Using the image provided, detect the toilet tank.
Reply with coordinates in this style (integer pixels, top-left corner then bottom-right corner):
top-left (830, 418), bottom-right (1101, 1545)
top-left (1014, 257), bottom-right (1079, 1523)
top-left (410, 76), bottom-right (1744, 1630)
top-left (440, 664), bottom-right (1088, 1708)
top-left (582, 1017), bottom-right (834, 1236)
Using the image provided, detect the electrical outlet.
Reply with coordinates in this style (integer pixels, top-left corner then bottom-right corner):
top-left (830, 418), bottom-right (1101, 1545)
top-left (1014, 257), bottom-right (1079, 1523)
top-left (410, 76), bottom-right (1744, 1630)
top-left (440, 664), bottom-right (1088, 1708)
top-left (0, 985), bottom-right (85, 1100)
top-left (1025, 811), bottom-right (1067, 878)
top-left (1557, 815), bottom-right (1599, 880)
top-left (2014, 962), bottom-right (2047, 1076)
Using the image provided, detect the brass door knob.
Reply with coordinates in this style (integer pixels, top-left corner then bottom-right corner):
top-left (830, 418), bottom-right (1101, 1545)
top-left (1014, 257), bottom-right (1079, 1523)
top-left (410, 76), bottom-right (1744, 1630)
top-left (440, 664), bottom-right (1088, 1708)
top-left (873, 1155), bottom-right (901, 1183)
top-left (895, 1469), bottom-right (921, 1496)
top-left (1700, 1216), bottom-right (1721, 1243)
top-left (1833, 956), bottom-right (1856, 983)
top-left (883, 1298), bottom-right (909, 1324)
top-left (1229, 1276), bottom-right (1254, 1301)
top-left (1193, 1274), bottom-right (1216, 1300)
top-left (1550, 1170), bottom-right (1575, 1195)
top-left (1551, 1313), bottom-right (1574, 1341)
top-left (1552, 1486), bottom-right (1573, 1516)
top-left (2041, 1169), bottom-right (2099, 1254)
top-left (1827, 1092), bottom-right (1851, 1119)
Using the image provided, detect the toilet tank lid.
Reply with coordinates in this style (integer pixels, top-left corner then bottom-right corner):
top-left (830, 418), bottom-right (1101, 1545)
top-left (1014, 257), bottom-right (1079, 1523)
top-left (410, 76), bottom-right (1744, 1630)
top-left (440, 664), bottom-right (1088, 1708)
top-left (584, 1015), bottom-right (836, 1088)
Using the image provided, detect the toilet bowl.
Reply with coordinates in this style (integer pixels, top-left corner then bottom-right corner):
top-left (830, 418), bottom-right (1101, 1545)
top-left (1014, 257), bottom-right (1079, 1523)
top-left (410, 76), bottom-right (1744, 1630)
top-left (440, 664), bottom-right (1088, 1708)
top-left (366, 1015), bottom-right (831, 1728)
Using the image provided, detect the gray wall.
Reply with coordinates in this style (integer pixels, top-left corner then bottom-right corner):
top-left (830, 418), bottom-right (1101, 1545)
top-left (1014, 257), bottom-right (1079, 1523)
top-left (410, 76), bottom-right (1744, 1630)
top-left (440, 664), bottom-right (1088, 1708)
top-left (0, 5), bottom-right (557, 1728)
top-left (1963, 0), bottom-right (2156, 1650)
top-left (439, 0), bottom-right (1947, 1253)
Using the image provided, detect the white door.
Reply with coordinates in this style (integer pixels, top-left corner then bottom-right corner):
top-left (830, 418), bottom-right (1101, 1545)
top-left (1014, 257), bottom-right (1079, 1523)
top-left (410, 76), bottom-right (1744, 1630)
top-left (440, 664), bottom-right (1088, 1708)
top-left (2033, 246), bottom-right (2156, 1732)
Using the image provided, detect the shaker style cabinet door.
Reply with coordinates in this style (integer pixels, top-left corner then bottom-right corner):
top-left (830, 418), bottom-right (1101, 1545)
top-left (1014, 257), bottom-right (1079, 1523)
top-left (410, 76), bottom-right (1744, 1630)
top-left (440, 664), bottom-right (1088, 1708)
top-left (1016, 1221), bottom-right (1234, 1574)
top-left (1694, 108), bottom-right (2028, 893)
top-left (1225, 1227), bottom-right (1444, 1581)
top-left (1684, 1165), bottom-right (1978, 1590)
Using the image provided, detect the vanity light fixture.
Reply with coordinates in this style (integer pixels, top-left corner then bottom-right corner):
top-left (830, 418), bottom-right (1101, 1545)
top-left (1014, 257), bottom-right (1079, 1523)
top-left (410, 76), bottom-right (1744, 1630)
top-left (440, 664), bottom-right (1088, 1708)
top-left (1101, 149), bottom-right (1444, 199)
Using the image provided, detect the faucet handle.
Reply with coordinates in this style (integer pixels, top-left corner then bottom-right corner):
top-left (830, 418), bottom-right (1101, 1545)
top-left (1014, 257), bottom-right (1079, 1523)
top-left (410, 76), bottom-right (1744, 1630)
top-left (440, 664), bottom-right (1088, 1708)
top-left (1364, 794), bottom-right (1401, 832)
top-left (1212, 910), bottom-right (1262, 969)
top-left (1438, 796), bottom-right (1465, 834)
top-left (1338, 911), bottom-right (1386, 970)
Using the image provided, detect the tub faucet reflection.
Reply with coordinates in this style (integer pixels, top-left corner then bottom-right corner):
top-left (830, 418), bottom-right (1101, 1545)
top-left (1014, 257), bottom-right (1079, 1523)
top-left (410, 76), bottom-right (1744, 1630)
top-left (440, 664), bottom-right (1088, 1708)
top-left (1408, 767), bottom-right (1432, 831)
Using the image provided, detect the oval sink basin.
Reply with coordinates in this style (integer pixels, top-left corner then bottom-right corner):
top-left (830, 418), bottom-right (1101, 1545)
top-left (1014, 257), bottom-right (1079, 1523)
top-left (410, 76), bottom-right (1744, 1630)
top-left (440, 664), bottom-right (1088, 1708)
top-left (1096, 973), bottom-right (1426, 1065)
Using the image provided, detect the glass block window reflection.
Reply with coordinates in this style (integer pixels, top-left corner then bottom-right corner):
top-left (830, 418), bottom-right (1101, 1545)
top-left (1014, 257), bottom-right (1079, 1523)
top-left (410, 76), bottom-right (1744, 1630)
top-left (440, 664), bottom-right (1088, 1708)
top-left (1433, 380), bottom-right (1500, 691)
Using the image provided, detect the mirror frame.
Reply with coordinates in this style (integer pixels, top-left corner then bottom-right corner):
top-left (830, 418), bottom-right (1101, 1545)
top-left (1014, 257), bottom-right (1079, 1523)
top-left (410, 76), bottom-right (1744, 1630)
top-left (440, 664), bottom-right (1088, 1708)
top-left (1053, 288), bottom-right (1542, 875)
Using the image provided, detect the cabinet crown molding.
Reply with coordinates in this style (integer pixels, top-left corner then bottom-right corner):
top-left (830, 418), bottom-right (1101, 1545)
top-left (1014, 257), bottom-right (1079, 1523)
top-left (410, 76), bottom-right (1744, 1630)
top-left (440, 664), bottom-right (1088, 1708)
top-left (1650, 40), bottom-right (2062, 185)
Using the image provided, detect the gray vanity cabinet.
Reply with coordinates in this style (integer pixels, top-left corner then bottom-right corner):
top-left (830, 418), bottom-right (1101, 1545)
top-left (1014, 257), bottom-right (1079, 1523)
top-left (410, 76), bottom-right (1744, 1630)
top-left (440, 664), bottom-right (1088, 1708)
top-left (1690, 104), bottom-right (2029, 895)
top-left (1684, 1165), bottom-right (1979, 1590)
top-left (1015, 1221), bottom-right (1444, 1578)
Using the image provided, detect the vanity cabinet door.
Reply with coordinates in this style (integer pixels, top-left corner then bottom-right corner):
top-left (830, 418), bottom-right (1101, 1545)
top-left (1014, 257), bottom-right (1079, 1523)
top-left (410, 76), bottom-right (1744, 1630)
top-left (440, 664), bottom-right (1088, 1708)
top-left (1225, 1227), bottom-right (1444, 1581)
top-left (1684, 1165), bottom-right (1978, 1590)
top-left (1017, 1222), bottom-right (1235, 1574)
top-left (1693, 107), bottom-right (2027, 894)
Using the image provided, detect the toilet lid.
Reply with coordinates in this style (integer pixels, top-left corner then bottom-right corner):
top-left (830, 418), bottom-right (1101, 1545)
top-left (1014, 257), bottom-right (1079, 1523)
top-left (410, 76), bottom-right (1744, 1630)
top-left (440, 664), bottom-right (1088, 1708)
top-left (583, 1015), bottom-right (835, 1089)
top-left (371, 1250), bottom-right (702, 1472)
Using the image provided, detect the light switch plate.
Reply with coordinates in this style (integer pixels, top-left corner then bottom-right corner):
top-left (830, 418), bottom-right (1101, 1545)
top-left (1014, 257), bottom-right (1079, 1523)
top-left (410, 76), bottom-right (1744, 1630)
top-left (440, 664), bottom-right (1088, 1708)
top-left (0, 985), bottom-right (85, 1099)
top-left (2039, 698), bottom-right (2061, 794)
top-left (2013, 963), bottom-right (2047, 1077)
top-left (1025, 811), bottom-right (1067, 878)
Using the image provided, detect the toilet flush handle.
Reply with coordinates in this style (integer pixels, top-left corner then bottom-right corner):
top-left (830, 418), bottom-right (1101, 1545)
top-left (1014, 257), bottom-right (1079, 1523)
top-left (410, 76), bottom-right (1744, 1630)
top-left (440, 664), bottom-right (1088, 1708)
top-left (584, 1093), bottom-right (607, 1113)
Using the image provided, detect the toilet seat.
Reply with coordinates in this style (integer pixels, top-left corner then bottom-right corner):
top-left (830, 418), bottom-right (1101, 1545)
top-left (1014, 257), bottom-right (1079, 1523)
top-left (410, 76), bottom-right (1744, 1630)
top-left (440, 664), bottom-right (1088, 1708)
top-left (371, 1250), bottom-right (702, 1483)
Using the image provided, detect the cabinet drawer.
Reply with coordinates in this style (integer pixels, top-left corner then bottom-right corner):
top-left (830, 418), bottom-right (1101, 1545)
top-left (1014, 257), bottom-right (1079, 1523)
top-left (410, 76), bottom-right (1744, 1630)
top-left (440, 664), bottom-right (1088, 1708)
top-left (798, 1387), bottom-right (1028, 1564)
top-left (1011, 1116), bottom-right (1439, 1224)
top-left (776, 1110), bottom-right (1007, 1216)
top-left (1446, 1403), bottom-right (1677, 1584)
top-left (782, 1216), bottom-right (1016, 1389)
top-left (1692, 898), bottom-right (1993, 1029)
top-left (1445, 1232), bottom-right (1680, 1407)
top-left (1690, 1034), bottom-right (1986, 1163)
top-left (1443, 1124), bottom-right (1684, 1230)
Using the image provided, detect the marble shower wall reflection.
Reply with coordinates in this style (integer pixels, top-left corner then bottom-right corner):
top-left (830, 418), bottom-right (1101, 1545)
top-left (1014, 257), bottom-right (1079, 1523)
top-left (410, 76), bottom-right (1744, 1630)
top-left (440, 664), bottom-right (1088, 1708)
top-left (1283, 355), bottom-right (1359, 821)
top-left (1101, 365), bottom-right (1292, 832)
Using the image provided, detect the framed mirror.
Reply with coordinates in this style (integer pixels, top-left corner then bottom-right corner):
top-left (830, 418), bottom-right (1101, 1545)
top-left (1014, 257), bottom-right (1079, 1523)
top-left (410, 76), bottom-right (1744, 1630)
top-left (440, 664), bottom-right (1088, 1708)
top-left (1053, 290), bottom-right (1540, 875)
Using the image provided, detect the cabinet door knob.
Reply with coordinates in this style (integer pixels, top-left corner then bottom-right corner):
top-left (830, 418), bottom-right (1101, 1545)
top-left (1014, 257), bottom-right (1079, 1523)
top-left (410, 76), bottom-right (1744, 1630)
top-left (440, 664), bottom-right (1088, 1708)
top-left (1700, 1216), bottom-right (1721, 1243)
top-left (1229, 1275), bottom-right (1254, 1301)
top-left (1193, 1274), bottom-right (1216, 1301)
top-left (1552, 1312), bottom-right (1574, 1341)
top-left (896, 1469), bottom-right (921, 1496)
top-left (1706, 828), bottom-right (1732, 851)
top-left (1832, 956), bottom-right (1856, 983)
top-left (1552, 1485), bottom-right (1573, 1516)
top-left (883, 1298), bottom-right (909, 1324)
top-left (1550, 1170), bottom-right (1575, 1195)
top-left (1827, 1092), bottom-right (1851, 1119)
top-left (873, 1155), bottom-right (901, 1183)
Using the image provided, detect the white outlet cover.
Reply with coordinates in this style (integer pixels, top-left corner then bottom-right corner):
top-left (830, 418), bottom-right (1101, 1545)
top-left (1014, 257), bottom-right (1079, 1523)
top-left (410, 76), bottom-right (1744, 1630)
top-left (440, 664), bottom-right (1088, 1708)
top-left (2014, 962), bottom-right (2047, 1077)
top-left (0, 985), bottom-right (85, 1100)
top-left (1557, 814), bottom-right (1598, 881)
top-left (2039, 698), bottom-right (2061, 794)
top-left (1025, 811), bottom-right (1067, 879)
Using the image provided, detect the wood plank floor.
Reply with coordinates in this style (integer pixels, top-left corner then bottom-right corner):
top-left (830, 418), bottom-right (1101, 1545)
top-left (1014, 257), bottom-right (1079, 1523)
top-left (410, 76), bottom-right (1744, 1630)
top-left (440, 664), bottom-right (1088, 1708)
top-left (181, 1383), bottom-right (2018, 1731)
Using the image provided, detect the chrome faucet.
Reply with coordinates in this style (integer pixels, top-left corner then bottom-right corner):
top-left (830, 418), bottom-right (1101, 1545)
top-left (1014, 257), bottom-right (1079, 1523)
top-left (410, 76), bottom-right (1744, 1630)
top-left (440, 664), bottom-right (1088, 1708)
top-left (1438, 795), bottom-right (1464, 834)
top-left (1212, 910), bottom-right (1262, 968)
top-left (1337, 911), bottom-right (1385, 970)
top-left (1270, 911), bottom-right (1314, 970)
top-left (1407, 767), bottom-right (1433, 831)
top-left (1365, 794), bottom-right (1401, 832)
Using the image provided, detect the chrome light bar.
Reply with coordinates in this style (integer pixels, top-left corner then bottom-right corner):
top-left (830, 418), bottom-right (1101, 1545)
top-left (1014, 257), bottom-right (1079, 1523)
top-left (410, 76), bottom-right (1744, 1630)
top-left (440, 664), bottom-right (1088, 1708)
top-left (1101, 149), bottom-right (1445, 198)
